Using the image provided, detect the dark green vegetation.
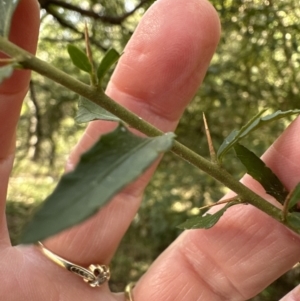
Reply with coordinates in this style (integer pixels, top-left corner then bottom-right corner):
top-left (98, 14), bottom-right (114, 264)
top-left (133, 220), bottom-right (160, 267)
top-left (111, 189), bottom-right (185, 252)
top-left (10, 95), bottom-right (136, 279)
top-left (5, 0), bottom-right (300, 300)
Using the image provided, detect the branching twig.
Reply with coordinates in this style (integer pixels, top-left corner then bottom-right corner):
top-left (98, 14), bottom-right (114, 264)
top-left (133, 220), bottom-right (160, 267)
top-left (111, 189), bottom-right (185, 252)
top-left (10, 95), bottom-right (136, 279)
top-left (41, 0), bottom-right (152, 25)
top-left (0, 36), bottom-right (295, 234)
top-left (28, 81), bottom-right (43, 161)
top-left (46, 7), bottom-right (107, 52)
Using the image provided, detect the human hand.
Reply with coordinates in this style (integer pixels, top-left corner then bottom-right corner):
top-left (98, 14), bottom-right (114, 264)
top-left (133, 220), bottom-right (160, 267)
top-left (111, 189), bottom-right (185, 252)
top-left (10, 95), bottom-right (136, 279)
top-left (1, 0), bottom-right (300, 300)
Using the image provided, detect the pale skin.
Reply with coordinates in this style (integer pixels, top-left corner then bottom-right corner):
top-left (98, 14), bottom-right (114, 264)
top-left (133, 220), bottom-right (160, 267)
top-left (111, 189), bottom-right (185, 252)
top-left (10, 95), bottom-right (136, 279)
top-left (1, 0), bottom-right (300, 300)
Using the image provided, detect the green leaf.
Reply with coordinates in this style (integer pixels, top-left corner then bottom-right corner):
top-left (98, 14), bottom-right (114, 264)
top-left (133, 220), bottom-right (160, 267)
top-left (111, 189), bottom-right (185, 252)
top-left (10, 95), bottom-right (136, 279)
top-left (217, 109), bottom-right (266, 161)
top-left (0, 64), bottom-right (14, 84)
top-left (20, 124), bottom-right (175, 243)
top-left (217, 109), bottom-right (300, 161)
top-left (0, 0), bottom-right (20, 37)
top-left (75, 97), bottom-right (120, 124)
top-left (178, 202), bottom-right (239, 230)
top-left (97, 48), bottom-right (120, 83)
top-left (234, 143), bottom-right (288, 204)
top-left (287, 212), bottom-right (300, 229)
top-left (67, 44), bottom-right (92, 73)
top-left (288, 183), bottom-right (300, 210)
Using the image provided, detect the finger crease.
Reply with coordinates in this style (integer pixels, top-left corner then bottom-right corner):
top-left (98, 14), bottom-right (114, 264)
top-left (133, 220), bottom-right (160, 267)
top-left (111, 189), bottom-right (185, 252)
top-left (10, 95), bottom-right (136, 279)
top-left (178, 245), bottom-right (247, 301)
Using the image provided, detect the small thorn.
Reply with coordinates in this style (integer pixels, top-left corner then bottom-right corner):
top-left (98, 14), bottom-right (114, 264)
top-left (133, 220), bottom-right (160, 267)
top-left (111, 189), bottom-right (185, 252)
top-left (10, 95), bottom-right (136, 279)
top-left (84, 22), bottom-right (97, 86)
top-left (198, 196), bottom-right (242, 211)
top-left (0, 58), bottom-right (16, 64)
top-left (203, 113), bottom-right (217, 163)
top-left (84, 22), bottom-right (92, 63)
top-left (282, 185), bottom-right (298, 221)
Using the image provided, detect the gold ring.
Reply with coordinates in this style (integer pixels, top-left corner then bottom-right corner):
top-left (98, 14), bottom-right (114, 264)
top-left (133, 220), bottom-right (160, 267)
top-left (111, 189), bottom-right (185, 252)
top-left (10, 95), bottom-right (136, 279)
top-left (125, 282), bottom-right (135, 301)
top-left (37, 241), bottom-right (110, 287)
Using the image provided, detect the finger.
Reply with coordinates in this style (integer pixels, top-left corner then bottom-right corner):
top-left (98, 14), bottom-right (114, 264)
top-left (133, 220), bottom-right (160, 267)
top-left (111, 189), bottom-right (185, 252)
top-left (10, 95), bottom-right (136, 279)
top-left (135, 117), bottom-right (300, 301)
top-left (0, 0), bottom-right (40, 244)
top-left (44, 0), bottom-right (220, 265)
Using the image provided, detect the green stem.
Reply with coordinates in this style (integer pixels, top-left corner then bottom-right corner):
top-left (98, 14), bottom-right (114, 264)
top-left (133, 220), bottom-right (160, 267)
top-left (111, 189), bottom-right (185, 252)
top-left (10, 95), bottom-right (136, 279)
top-left (0, 36), bottom-right (296, 233)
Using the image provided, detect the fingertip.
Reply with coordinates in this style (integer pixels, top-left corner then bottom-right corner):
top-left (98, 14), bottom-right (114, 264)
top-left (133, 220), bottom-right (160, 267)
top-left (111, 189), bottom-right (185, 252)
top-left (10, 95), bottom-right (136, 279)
top-left (9, 0), bottom-right (40, 53)
top-left (0, 0), bottom-right (40, 94)
top-left (107, 0), bottom-right (221, 126)
top-left (0, 0), bottom-right (40, 158)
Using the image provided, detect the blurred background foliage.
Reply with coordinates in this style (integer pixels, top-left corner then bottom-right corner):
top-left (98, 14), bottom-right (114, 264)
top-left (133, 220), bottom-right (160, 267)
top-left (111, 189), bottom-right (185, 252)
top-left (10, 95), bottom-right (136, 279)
top-left (6, 0), bottom-right (300, 299)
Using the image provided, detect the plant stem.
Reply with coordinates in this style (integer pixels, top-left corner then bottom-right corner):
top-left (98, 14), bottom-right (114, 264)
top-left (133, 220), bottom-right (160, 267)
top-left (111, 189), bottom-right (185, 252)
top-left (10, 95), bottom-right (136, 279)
top-left (0, 36), bottom-right (297, 233)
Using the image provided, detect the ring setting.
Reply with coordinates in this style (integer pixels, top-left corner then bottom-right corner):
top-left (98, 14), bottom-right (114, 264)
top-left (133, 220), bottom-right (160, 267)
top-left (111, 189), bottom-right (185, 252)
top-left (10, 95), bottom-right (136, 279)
top-left (37, 242), bottom-right (110, 287)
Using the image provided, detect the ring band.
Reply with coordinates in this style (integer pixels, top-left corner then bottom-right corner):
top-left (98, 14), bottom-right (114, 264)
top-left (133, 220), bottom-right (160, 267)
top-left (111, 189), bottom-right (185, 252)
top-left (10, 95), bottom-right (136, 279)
top-left (37, 242), bottom-right (110, 287)
top-left (125, 282), bottom-right (135, 301)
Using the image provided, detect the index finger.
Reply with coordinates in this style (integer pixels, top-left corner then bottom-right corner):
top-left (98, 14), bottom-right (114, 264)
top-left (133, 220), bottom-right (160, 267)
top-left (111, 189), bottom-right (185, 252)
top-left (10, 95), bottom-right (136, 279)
top-left (0, 0), bottom-right (40, 159)
top-left (0, 0), bottom-right (40, 244)
top-left (43, 0), bottom-right (220, 266)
